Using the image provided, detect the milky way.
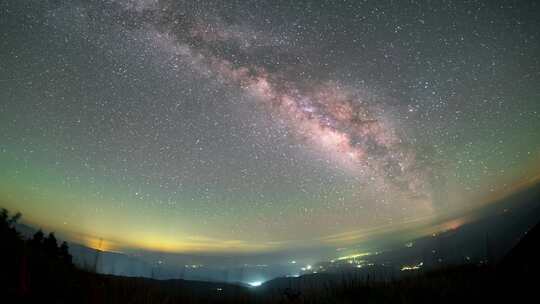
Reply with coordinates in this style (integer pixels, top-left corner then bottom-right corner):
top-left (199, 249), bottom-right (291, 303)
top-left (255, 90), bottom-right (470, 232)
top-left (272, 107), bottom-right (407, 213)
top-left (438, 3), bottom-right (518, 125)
top-left (1, 0), bottom-right (539, 256)
top-left (126, 1), bottom-right (433, 203)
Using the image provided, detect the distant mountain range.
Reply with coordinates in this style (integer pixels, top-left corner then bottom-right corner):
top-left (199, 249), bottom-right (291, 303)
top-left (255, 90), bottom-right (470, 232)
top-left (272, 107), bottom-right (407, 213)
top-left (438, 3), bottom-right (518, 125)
top-left (11, 181), bottom-right (540, 287)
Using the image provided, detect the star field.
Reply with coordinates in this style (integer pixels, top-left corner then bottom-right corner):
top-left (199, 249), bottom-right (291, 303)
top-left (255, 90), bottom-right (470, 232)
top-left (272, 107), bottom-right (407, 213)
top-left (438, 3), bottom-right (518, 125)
top-left (1, 0), bottom-right (539, 255)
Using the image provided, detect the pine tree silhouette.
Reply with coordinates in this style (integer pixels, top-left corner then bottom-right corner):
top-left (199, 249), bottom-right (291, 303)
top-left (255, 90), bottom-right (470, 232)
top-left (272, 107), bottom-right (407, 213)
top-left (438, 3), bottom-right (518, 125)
top-left (31, 230), bottom-right (44, 245)
top-left (44, 232), bottom-right (59, 257)
top-left (60, 241), bottom-right (72, 265)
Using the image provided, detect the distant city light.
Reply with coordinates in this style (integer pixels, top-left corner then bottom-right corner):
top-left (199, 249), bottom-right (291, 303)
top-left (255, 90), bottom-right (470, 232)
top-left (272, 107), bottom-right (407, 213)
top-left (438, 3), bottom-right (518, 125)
top-left (248, 281), bottom-right (263, 287)
top-left (401, 262), bottom-right (424, 271)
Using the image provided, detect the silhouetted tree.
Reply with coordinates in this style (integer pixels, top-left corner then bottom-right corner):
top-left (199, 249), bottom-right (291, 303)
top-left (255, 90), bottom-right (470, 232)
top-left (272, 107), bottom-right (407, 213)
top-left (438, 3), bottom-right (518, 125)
top-left (44, 232), bottom-right (58, 257)
top-left (0, 208), bottom-right (82, 302)
top-left (8, 211), bottom-right (21, 226)
top-left (31, 229), bottom-right (44, 245)
top-left (60, 241), bottom-right (72, 265)
top-left (0, 208), bottom-right (8, 224)
top-left (0, 209), bottom-right (25, 299)
top-left (0, 208), bottom-right (21, 240)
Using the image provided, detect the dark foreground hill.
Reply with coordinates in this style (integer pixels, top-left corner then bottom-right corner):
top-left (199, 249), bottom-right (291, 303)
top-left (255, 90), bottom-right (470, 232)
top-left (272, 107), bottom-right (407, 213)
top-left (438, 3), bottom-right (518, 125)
top-left (501, 212), bottom-right (540, 273)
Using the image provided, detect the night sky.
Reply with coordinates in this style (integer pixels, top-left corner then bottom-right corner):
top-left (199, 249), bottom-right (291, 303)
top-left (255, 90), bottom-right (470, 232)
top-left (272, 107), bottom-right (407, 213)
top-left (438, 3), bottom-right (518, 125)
top-left (1, 0), bottom-right (539, 258)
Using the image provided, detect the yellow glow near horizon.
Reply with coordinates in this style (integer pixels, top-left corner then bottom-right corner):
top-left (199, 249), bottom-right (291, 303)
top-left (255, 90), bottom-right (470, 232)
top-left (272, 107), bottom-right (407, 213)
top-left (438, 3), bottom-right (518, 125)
top-left (4, 167), bottom-right (540, 255)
